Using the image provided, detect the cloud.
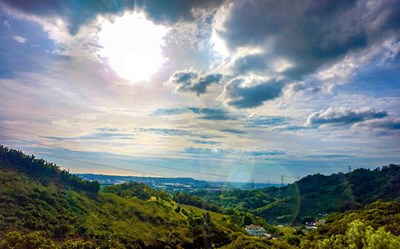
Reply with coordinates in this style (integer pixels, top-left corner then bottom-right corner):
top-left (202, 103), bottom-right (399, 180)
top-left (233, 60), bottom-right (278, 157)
top-left (137, 128), bottom-right (193, 137)
top-left (12, 35), bottom-right (26, 43)
top-left (275, 125), bottom-right (317, 132)
top-left (232, 52), bottom-right (268, 74)
top-left (3, 20), bottom-right (11, 28)
top-left (137, 0), bottom-right (226, 24)
top-left (222, 78), bottom-right (285, 108)
top-left (184, 147), bottom-right (285, 158)
top-left (152, 108), bottom-right (189, 116)
top-left (213, 0), bottom-right (400, 80)
top-left (244, 116), bottom-right (288, 128)
top-left (354, 118), bottom-right (400, 131)
top-left (137, 127), bottom-right (221, 140)
top-left (191, 139), bottom-right (220, 145)
top-left (249, 150), bottom-right (285, 157)
top-left (153, 107), bottom-right (234, 120)
top-left (168, 69), bottom-right (223, 95)
top-left (220, 128), bottom-right (246, 134)
top-left (44, 128), bottom-right (135, 141)
top-left (307, 107), bottom-right (388, 126)
top-left (188, 107), bottom-right (233, 120)
top-left (2, 0), bottom-right (226, 34)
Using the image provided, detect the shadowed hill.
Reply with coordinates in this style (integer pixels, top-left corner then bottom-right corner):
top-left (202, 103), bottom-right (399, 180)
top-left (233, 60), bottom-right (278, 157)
top-left (0, 145), bottom-right (99, 193)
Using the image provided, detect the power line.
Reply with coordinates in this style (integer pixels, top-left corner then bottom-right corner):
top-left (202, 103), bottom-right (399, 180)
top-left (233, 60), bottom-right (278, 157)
top-left (0, 134), bottom-right (296, 182)
top-left (0, 126), bottom-right (298, 179)
top-left (0, 134), bottom-right (236, 179)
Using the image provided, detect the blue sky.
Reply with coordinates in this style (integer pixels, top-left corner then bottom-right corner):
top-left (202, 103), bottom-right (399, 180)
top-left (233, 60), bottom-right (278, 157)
top-left (0, 0), bottom-right (399, 183)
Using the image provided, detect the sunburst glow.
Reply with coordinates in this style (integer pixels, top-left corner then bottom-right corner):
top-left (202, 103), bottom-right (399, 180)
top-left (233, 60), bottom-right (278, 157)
top-left (98, 13), bottom-right (168, 83)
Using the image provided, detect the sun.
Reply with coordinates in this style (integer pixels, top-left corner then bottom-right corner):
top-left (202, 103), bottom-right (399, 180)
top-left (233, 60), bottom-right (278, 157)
top-left (98, 12), bottom-right (168, 83)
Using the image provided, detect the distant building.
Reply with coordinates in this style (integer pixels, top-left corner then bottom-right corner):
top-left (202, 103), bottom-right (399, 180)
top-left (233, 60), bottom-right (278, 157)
top-left (245, 224), bottom-right (266, 236)
top-left (305, 219), bottom-right (325, 229)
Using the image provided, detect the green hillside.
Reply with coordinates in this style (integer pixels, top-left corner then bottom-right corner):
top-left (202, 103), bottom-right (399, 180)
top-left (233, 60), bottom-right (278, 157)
top-left (0, 145), bottom-right (293, 248)
top-left (191, 165), bottom-right (400, 225)
top-left (298, 201), bottom-right (400, 248)
top-left (1, 145), bottom-right (399, 248)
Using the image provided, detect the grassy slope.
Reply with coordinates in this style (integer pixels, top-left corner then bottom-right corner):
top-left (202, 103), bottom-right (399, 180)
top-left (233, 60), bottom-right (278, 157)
top-left (0, 151), bottom-right (294, 249)
top-left (0, 162), bottom-right (230, 248)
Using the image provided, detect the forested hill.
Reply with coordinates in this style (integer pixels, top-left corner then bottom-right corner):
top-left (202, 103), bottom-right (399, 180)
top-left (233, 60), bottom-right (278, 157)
top-left (0, 145), bottom-right (399, 248)
top-left (191, 164), bottom-right (400, 225)
top-left (0, 145), bottom-right (294, 248)
top-left (0, 145), bottom-right (99, 192)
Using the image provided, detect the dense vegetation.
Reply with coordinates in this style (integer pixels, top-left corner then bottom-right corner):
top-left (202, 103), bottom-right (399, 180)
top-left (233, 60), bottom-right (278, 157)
top-left (0, 145), bottom-right (99, 193)
top-left (297, 201), bottom-right (400, 248)
top-left (0, 146), bottom-right (292, 248)
top-left (191, 165), bottom-right (400, 224)
top-left (0, 145), bottom-right (399, 248)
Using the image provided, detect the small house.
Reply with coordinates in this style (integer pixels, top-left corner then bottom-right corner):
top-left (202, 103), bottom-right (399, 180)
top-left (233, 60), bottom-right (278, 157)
top-left (245, 224), bottom-right (266, 236)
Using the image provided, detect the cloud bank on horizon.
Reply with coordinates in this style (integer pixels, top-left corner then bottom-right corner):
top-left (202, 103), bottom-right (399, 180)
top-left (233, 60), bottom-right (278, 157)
top-left (0, 0), bottom-right (399, 182)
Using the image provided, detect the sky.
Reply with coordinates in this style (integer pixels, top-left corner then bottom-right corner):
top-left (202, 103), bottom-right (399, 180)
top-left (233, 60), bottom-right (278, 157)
top-left (0, 0), bottom-right (399, 183)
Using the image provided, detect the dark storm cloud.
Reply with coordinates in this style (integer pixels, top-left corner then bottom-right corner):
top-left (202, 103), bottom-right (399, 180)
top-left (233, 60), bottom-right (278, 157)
top-left (216, 0), bottom-right (400, 79)
top-left (2, 0), bottom-right (226, 34)
top-left (307, 108), bottom-right (388, 126)
top-left (137, 0), bottom-right (226, 24)
top-left (233, 53), bottom-right (268, 74)
top-left (168, 70), bottom-right (223, 96)
top-left (223, 78), bottom-right (284, 109)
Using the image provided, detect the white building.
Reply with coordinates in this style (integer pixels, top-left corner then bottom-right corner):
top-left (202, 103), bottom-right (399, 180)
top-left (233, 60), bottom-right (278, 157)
top-left (245, 224), bottom-right (266, 236)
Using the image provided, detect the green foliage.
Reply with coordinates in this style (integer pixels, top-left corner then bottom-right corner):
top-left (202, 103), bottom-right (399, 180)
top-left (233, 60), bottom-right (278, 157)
top-left (0, 146), bottom-right (246, 248)
top-left (220, 234), bottom-right (295, 249)
top-left (299, 201), bottom-right (400, 248)
top-left (317, 220), bottom-right (400, 249)
top-left (192, 165), bottom-right (400, 225)
top-left (1, 145), bottom-right (398, 248)
top-left (103, 181), bottom-right (169, 201)
top-left (173, 192), bottom-right (221, 212)
top-left (0, 231), bottom-right (55, 249)
top-left (0, 145), bottom-right (99, 193)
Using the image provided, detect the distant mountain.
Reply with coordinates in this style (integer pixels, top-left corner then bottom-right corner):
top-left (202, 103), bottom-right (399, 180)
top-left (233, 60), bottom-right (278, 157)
top-left (191, 165), bottom-right (400, 225)
top-left (76, 173), bottom-right (276, 192)
top-left (76, 173), bottom-right (212, 193)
